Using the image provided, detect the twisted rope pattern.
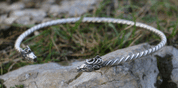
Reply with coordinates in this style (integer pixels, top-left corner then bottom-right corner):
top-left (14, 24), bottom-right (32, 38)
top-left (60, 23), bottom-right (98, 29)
top-left (15, 17), bottom-right (167, 69)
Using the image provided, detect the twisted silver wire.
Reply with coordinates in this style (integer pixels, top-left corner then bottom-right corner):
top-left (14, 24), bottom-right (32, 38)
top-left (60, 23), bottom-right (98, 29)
top-left (14, 17), bottom-right (167, 71)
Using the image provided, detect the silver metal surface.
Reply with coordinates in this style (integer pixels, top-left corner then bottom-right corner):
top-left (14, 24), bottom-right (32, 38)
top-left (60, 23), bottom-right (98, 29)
top-left (21, 46), bottom-right (37, 62)
top-left (14, 17), bottom-right (167, 72)
top-left (77, 55), bottom-right (103, 72)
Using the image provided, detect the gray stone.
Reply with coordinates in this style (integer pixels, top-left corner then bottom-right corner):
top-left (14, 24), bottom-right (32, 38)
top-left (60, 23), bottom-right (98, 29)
top-left (67, 0), bottom-right (97, 16)
top-left (42, 18), bottom-right (52, 23)
top-left (10, 9), bottom-right (47, 22)
top-left (3, 16), bottom-right (18, 25)
top-left (28, 81), bottom-right (38, 88)
top-left (48, 0), bottom-right (101, 17)
top-left (0, 15), bottom-right (12, 30)
top-left (0, 2), bottom-right (25, 14)
top-left (18, 71), bottom-right (38, 82)
top-left (0, 43), bottom-right (159, 88)
top-left (15, 16), bottom-right (31, 25)
top-left (0, 2), bottom-right (8, 14)
top-left (43, 0), bottom-right (55, 4)
top-left (155, 46), bottom-right (178, 86)
top-left (0, 0), bottom-right (101, 29)
top-left (40, 0), bottom-right (55, 12)
top-left (0, 24), bottom-right (11, 30)
top-left (48, 5), bottom-right (65, 16)
top-left (7, 2), bottom-right (25, 11)
top-left (0, 14), bottom-right (7, 24)
top-left (40, 3), bottom-right (52, 12)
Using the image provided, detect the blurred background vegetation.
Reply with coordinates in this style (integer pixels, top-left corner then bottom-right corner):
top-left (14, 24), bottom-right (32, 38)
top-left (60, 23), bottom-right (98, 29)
top-left (0, 0), bottom-right (177, 77)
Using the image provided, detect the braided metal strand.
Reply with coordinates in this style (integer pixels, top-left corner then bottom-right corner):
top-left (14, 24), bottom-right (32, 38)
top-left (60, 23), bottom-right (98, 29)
top-left (14, 17), bottom-right (167, 71)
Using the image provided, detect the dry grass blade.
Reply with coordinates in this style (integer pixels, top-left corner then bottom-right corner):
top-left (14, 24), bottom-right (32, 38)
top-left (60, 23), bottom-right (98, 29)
top-left (124, 25), bottom-right (134, 30)
top-left (51, 36), bottom-right (60, 52)
top-left (8, 62), bottom-right (17, 72)
top-left (129, 34), bottom-right (143, 46)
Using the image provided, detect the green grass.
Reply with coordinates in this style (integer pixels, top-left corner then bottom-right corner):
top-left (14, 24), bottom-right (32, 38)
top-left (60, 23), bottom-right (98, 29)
top-left (10, 85), bottom-right (24, 88)
top-left (0, 0), bottom-right (178, 79)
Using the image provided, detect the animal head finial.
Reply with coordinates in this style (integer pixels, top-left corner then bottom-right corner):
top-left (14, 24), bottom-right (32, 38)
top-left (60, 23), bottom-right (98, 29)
top-left (77, 55), bottom-right (103, 72)
top-left (21, 46), bottom-right (37, 62)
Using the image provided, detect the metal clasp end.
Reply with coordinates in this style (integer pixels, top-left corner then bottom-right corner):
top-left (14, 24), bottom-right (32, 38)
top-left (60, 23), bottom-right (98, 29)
top-left (21, 46), bottom-right (37, 62)
top-left (77, 55), bottom-right (103, 72)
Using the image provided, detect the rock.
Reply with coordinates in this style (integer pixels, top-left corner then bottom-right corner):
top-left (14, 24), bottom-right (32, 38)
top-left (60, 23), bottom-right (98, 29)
top-left (34, 31), bottom-right (40, 36)
top-left (0, 14), bottom-right (15, 30)
top-left (0, 2), bottom-right (8, 14)
top-left (48, 0), bottom-right (101, 17)
top-left (48, 5), bottom-right (64, 16)
top-left (0, 24), bottom-right (11, 30)
top-left (67, 0), bottom-right (97, 16)
top-left (10, 9), bottom-right (47, 22)
top-left (7, 2), bottom-right (25, 11)
top-left (15, 16), bottom-right (31, 25)
top-left (0, 0), bottom-right (101, 30)
top-left (43, 0), bottom-right (55, 4)
top-left (42, 18), bottom-right (52, 23)
top-left (0, 2), bottom-right (25, 30)
top-left (0, 43), bottom-right (159, 88)
top-left (155, 46), bottom-right (178, 87)
top-left (3, 16), bottom-right (18, 25)
top-left (171, 47), bottom-right (178, 85)
top-left (21, 0), bottom-right (42, 8)
top-left (40, 0), bottom-right (55, 12)
top-left (40, 3), bottom-right (52, 12)
top-left (0, 14), bottom-right (7, 24)
top-left (28, 81), bottom-right (38, 88)
top-left (0, 2), bottom-right (25, 14)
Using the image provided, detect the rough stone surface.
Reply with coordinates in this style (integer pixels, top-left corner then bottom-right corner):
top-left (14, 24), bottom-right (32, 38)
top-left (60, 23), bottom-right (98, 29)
top-left (15, 16), bottom-right (32, 25)
top-left (48, 0), bottom-right (100, 16)
top-left (0, 2), bottom-right (25, 14)
top-left (171, 47), bottom-right (178, 86)
top-left (0, 14), bottom-right (10, 30)
top-left (0, 14), bottom-right (7, 24)
top-left (10, 9), bottom-right (46, 22)
top-left (0, 0), bottom-right (101, 30)
top-left (0, 43), bottom-right (159, 88)
top-left (3, 16), bottom-right (18, 25)
top-left (7, 2), bottom-right (25, 11)
top-left (155, 46), bottom-right (178, 87)
top-left (0, 2), bottom-right (9, 14)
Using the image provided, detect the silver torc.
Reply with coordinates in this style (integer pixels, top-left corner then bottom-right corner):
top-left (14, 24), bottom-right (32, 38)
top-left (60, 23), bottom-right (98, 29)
top-left (77, 55), bottom-right (103, 72)
top-left (14, 17), bottom-right (167, 72)
top-left (21, 46), bottom-right (37, 62)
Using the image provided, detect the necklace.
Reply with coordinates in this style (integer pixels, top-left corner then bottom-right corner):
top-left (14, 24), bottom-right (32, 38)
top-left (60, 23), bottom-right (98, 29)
top-left (14, 17), bottom-right (167, 72)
